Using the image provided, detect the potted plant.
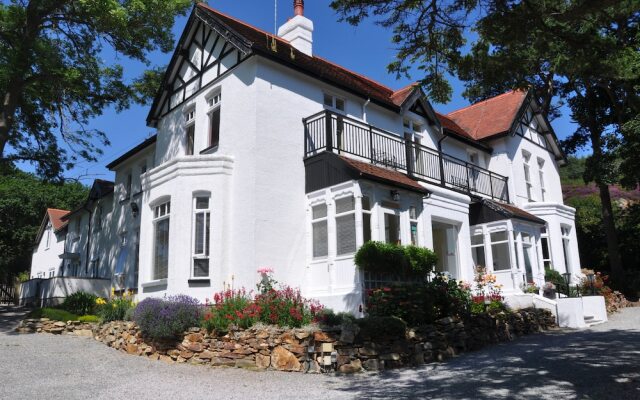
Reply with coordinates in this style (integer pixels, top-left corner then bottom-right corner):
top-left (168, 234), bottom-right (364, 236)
top-left (542, 282), bottom-right (556, 299)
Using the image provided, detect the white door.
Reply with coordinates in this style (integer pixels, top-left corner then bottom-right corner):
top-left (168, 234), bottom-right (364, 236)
top-left (432, 221), bottom-right (459, 278)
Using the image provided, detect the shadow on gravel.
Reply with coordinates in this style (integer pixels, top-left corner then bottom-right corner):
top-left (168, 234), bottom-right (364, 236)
top-left (330, 329), bottom-right (640, 399)
top-left (0, 306), bottom-right (31, 335)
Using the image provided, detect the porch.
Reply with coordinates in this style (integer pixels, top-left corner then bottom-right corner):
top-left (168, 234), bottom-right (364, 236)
top-left (303, 110), bottom-right (510, 202)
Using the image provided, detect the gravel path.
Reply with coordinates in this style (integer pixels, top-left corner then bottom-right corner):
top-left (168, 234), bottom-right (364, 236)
top-left (1, 307), bottom-right (638, 400)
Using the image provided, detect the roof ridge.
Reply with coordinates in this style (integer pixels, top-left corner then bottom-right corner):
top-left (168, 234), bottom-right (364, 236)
top-left (447, 90), bottom-right (519, 116)
top-left (197, 3), bottom-right (291, 45)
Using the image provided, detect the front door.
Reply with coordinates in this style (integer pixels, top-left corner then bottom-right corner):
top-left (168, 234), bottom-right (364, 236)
top-left (432, 221), bottom-right (459, 278)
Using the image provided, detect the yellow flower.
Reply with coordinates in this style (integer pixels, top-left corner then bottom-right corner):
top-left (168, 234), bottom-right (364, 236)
top-left (96, 297), bottom-right (106, 305)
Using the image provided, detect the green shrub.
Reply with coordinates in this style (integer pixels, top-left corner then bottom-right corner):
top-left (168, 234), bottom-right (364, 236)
top-left (17, 271), bottom-right (30, 282)
top-left (545, 269), bottom-right (564, 286)
top-left (78, 315), bottom-right (100, 323)
top-left (96, 297), bottom-right (135, 322)
top-left (355, 241), bottom-right (437, 278)
top-left (318, 308), bottom-right (356, 327)
top-left (62, 291), bottom-right (97, 315)
top-left (356, 316), bottom-right (407, 339)
top-left (29, 308), bottom-right (78, 321)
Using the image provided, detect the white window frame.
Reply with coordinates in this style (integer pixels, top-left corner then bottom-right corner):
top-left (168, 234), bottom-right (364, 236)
top-left (323, 92), bottom-right (346, 113)
top-left (191, 195), bottom-right (211, 279)
top-left (470, 230), bottom-right (486, 268)
top-left (205, 91), bottom-right (222, 150)
top-left (540, 226), bottom-right (552, 270)
top-left (537, 158), bottom-right (546, 201)
top-left (409, 205), bottom-right (419, 246)
top-left (152, 201), bottom-right (171, 280)
top-left (362, 195), bottom-right (372, 244)
top-left (335, 195), bottom-right (357, 256)
top-left (184, 108), bottom-right (195, 156)
top-left (489, 229), bottom-right (511, 271)
top-left (311, 202), bottom-right (329, 259)
top-left (561, 224), bottom-right (572, 273)
top-left (523, 151), bottom-right (533, 201)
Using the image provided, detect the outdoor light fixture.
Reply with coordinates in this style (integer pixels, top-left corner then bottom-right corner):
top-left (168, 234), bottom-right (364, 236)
top-left (330, 351), bottom-right (338, 364)
top-left (562, 272), bottom-right (572, 297)
top-left (130, 202), bottom-right (139, 217)
top-left (390, 189), bottom-right (400, 201)
top-left (587, 273), bottom-right (596, 296)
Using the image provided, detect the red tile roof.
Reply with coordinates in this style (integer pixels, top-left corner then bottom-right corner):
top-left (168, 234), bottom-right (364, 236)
top-left (436, 112), bottom-right (476, 141)
top-left (47, 208), bottom-right (70, 232)
top-left (446, 90), bottom-right (528, 140)
top-left (390, 83), bottom-right (418, 107)
top-left (491, 201), bottom-right (546, 225)
top-left (339, 155), bottom-right (429, 193)
top-left (197, 3), bottom-right (400, 110)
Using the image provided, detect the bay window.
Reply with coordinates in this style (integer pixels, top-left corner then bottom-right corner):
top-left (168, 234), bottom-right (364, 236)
top-left (490, 231), bottom-right (511, 271)
top-left (335, 196), bottom-right (356, 255)
top-left (540, 226), bottom-right (552, 270)
top-left (192, 196), bottom-right (211, 278)
top-left (153, 201), bottom-right (170, 280)
top-left (470, 232), bottom-right (486, 268)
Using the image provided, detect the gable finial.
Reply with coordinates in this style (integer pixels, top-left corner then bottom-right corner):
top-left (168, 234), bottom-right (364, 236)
top-left (294, 0), bottom-right (304, 16)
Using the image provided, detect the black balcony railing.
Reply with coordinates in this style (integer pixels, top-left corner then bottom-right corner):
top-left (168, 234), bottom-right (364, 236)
top-left (304, 110), bottom-right (510, 202)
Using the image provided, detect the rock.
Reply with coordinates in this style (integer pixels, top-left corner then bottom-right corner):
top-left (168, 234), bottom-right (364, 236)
top-left (180, 350), bottom-right (194, 359)
top-left (363, 359), bottom-right (381, 371)
top-left (338, 359), bottom-right (362, 374)
top-left (255, 354), bottom-right (271, 369)
top-left (197, 350), bottom-right (215, 360)
top-left (359, 345), bottom-right (378, 356)
top-left (271, 346), bottom-right (301, 372)
top-left (210, 357), bottom-right (236, 367)
top-left (187, 342), bottom-right (204, 353)
top-left (49, 327), bottom-right (64, 334)
top-left (187, 333), bottom-right (203, 343)
top-left (53, 321), bottom-right (66, 327)
top-left (294, 331), bottom-right (310, 340)
top-left (159, 355), bottom-right (174, 364)
top-left (126, 343), bottom-right (139, 355)
top-left (73, 329), bottom-right (93, 337)
top-left (235, 359), bottom-right (257, 370)
top-left (380, 353), bottom-right (400, 361)
top-left (339, 328), bottom-right (356, 344)
top-left (256, 330), bottom-right (270, 339)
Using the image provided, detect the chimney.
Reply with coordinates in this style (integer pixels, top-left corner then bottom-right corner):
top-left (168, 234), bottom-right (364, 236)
top-left (277, 0), bottom-right (313, 56)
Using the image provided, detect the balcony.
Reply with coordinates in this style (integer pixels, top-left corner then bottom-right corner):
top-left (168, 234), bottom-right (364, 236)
top-left (303, 110), bottom-right (509, 203)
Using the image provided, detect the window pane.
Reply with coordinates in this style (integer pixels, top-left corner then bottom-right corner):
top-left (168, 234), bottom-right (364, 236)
top-left (196, 197), bottom-right (209, 209)
top-left (362, 196), bottom-right (371, 211)
top-left (490, 231), bottom-right (508, 243)
top-left (363, 213), bottom-right (371, 243)
top-left (472, 246), bottom-right (486, 268)
top-left (541, 237), bottom-right (550, 259)
top-left (312, 204), bottom-right (327, 219)
top-left (154, 218), bottom-right (170, 279)
top-left (471, 233), bottom-right (484, 246)
top-left (195, 213), bottom-right (204, 254)
top-left (323, 93), bottom-right (333, 107)
top-left (193, 258), bottom-right (209, 277)
top-left (210, 108), bottom-right (220, 148)
top-left (205, 213), bottom-right (210, 256)
top-left (186, 125), bottom-right (195, 155)
top-left (491, 241), bottom-right (511, 271)
top-left (384, 213), bottom-right (401, 244)
top-left (312, 220), bottom-right (328, 257)
top-left (335, 98), bottom-right (345, 111)
top-left (410, 221), bottom-right (418, 245)
top-left (335, 196), bottom-right (355, 214)
top-left (336, 214), bottom-right (356, 255)
top-left (409, 206), bottom-right (417, 220)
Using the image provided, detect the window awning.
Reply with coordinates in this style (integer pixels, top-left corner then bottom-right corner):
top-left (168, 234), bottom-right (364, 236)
top-left (470, 199), bottom-right (546, 225)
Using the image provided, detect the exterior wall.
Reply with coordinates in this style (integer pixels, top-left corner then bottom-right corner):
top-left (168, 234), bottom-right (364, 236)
top-left (30, 224), bottom-right (66, 279)
top-left (18, 277), bottom-right (110, 307)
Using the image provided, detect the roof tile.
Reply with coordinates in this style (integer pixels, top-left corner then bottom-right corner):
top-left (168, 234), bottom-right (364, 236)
top-left (339, 155), bottom-right (428, 193)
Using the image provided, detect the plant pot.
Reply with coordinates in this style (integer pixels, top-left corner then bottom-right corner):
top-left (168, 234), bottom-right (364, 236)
top-left (543, 288), bottom-right (556, 300)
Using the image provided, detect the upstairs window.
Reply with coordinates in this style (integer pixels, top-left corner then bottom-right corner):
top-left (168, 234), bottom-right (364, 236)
top-left (185, 109), bottom-right (195, 156)
top-left (192, 196), bottom-right (211, 278)
top-left (311, 203), bottom-right (328, 258)
top-left (323, 93), bottom-right (345, 112)
top-left (538, 158), bottom-right (546, 201)
top-left (153, 201), bottom-right (170, 280)
top-left (335, 196), bottom-right (356, 256)
top-left (523, 151), bottom-right (533, 201)
top-left (207, 92), bottom-right (221, 149)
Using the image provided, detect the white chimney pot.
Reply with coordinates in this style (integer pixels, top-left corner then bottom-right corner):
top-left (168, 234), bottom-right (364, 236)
top-left (278, 15), bottom-right (314, 56)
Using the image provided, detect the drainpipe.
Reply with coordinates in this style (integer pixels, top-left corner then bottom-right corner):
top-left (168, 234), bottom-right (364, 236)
top-left (362, 98), bottom-right (371, 122)
top-left (437, 128), bottom-right (448, 185)
top-left (83, 205), bottom-right (92, 278)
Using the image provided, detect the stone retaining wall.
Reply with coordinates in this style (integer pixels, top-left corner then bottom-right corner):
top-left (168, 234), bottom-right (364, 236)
top-left (16, 318), bottom-right (96, 336)
top-left (85, 308), bottom-right (555, 373)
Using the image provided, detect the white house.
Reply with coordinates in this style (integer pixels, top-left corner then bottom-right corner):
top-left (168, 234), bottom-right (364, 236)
top-left (30, 208), bottom-right (70, 279)
top-left (27, 2), bottom-right (585, 316)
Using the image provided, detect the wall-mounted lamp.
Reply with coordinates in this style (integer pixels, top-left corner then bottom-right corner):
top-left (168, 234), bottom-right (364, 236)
top-left (390, 190), bottom-right (400, 201)
top-left (130, 202), bottom-right (139, 218)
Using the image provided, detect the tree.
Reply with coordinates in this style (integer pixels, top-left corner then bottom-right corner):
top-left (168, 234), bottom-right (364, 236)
top-left (0, 165), bottom-right (88, 279)
top-left (0, 0), bottom-right (194, 179)
top-left (330, 0), bottom-right (640, 289)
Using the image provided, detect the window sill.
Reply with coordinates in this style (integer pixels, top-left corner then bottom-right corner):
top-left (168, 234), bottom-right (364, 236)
top-left (188, 278), bottom-right (210, 285)
top-left (141, 278), bottom-right (167, 288)
top-left (200, 145), bottom-right (219, 155)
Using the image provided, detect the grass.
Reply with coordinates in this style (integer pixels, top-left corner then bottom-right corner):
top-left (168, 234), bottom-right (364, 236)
top-left (78, 315), bottom-right (100, 323)
top-left (28, 308), bottom-right (98, 323)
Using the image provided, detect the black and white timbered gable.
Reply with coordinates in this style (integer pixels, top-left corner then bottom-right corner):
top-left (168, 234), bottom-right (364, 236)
top-left (146, 6), bottom-right (253, 127)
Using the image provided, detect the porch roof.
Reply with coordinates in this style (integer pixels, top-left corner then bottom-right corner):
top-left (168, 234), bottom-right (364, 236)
top-left (338, 155), bottom-right (430, 194)
top-left (470, 198), bottom-right (546, 226)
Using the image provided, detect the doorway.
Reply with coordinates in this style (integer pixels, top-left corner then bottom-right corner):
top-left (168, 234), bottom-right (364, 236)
top-left (432, 221), bottom-right (459, 278)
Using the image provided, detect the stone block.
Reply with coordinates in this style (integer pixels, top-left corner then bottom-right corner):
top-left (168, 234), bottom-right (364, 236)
top-left (271, 346), bottom-right (301, 371)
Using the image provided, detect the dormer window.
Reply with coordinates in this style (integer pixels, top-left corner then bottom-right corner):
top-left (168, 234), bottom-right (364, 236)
top-left (323, 93), bottom-right (345, 112)
top-left (184, 108), bottom-right (195, 156)
top-left (403, 118), bottom-right (424, 135)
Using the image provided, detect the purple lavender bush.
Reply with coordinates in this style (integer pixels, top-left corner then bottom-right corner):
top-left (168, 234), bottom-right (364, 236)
top-left (133, 295), bottom-right (201, 340)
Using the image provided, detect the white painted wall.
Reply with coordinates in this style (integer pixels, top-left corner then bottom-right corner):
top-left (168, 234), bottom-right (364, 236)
top-left (30, 222), bottom-right (65, 279)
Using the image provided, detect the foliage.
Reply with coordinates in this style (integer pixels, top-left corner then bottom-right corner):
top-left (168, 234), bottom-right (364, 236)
top-left (521, 283), bottom-right (539, 294)
top-left (545, 269), bottom-right (565, 287)
top-left (470, 267), bottom-right (507, 315)
top-left (133, 295), bottom-right (201, 340)
top-left (356, 316), bottom-right (407, 340)
top-left (256, 267), bottom-right (277, 294)
top-left (96, 295), bottom-right (135, 323)
top-left (317, 309), bottom-right (356, 328)
top-left (0, 0), bottom-right (195, 178)
top-left (16, 271), bottom-right (29, 282)
top-left (354, 241), bottom-right (437, 278)
top-left (29, 308), bottom-right (78, 322)
top-left (579, 268), bottom-right (630, 313)
top-left (62, 291), bottom-right (97, 316)
top-left (253, 286), bottom-right (324, 328)
top-left (202, 288), bottom-right (257, 333)
top-left (0, 167), bottom-right (88, 278)
top-left (366, 273), bottom-right (471, 326)
top-left (77, 315), bottom-right (100, 323)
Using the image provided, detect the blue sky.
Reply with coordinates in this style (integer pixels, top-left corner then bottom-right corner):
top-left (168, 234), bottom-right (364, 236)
top-left (52, 0), bottom-right (578, 182)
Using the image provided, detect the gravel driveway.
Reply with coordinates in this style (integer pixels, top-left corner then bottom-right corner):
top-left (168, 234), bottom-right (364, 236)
top-left (1, 307), bottom-right (638, 400)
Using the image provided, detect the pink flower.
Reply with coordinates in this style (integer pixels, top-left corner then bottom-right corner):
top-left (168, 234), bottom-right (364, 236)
top-left (257, 267), bottom-right (274, 274)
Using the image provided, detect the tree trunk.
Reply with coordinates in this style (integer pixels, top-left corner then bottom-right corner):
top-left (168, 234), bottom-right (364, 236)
top-left (598, 183), bottom-right (625, 286)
